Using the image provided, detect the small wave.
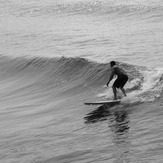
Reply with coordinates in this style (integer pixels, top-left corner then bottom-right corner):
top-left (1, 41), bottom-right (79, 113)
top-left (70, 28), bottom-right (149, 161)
top-left (1, 55), bottom-right (163, 104)
top-left (0, 55), bottom-right (138, 84)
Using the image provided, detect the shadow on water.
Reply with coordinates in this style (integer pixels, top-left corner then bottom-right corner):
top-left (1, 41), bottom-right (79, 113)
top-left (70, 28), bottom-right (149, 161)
top-left (84, 103), bottom-right (127, 124)
top-left (84, 104), bottom-right (132, 162)
top-left (109, 108), bottom-right (131, 163)
top-left (84, 105), bottom-right (112, 123)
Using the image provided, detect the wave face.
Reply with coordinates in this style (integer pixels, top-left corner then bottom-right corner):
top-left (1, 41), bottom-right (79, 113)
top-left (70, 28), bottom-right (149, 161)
top-left (1, 55), bottom-right (163, 104)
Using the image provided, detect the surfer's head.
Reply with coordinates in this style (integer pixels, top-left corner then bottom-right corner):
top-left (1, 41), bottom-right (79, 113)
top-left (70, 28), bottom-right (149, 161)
top-left (110, 61), bottom-right (116, 67)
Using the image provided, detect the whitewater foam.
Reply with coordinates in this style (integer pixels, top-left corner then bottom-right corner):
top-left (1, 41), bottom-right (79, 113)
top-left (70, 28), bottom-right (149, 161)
top-left (96, 66), bottom-right (163, 104)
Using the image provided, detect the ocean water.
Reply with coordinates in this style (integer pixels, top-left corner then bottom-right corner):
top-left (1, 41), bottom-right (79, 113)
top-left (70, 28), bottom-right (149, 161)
top-left (0, 0), bottom-right (163, 163)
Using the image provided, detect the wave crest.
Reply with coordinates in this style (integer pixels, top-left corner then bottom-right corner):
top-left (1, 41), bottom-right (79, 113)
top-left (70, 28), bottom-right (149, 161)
top-left (1, 55), bottom-right (163, 103)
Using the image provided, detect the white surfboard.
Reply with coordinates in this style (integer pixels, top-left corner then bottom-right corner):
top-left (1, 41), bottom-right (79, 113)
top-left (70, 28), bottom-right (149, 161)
top-left (84, 100), bottom-right (121, 105)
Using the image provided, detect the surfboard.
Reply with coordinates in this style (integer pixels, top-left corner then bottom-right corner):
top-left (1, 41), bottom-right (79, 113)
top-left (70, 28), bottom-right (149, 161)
top-left (84, 100), bottom-right (121, 105)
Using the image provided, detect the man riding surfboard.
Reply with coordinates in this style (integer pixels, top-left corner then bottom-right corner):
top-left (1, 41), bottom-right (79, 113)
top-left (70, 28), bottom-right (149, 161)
top-left (106, 61), bottom-right (128, 100)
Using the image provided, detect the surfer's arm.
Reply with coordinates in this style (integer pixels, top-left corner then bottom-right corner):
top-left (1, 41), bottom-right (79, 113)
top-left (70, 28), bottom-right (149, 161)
top-left (106, 74), bottom-right (114, 86)
top-left (106, 69), bottom-right (115, 86)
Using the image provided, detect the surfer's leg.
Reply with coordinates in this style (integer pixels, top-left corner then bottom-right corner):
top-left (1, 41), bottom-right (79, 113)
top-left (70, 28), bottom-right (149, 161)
top-left (112, 86), bottom-right (117, 100)
top-left (119, 76), bottom-right (128, 97)
top-left (120, 87), bottom-right (127, 97)
top-left (112, 78), bottom-right (120, 100)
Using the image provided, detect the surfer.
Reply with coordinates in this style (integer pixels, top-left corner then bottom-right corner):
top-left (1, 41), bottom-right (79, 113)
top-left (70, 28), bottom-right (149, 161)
top-left (106, 61), bottom-right (128, 100)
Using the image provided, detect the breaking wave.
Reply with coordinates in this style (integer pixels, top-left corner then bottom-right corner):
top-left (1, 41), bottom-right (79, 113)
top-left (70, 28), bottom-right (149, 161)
top-left (0, 55), bottom-right (163, 104)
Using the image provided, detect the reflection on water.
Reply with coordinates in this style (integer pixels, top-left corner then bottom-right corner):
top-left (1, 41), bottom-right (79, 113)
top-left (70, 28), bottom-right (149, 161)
top-left (84, 104), bottom-right (131, 163)
top-left (109, 109), bottom-right (131, 163)
top-left (84, 105), bottom-right (111, 123)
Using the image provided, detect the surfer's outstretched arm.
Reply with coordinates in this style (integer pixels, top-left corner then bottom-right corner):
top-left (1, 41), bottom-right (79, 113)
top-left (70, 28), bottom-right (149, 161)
top-left (106, 74), bottom-right (114, 87)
